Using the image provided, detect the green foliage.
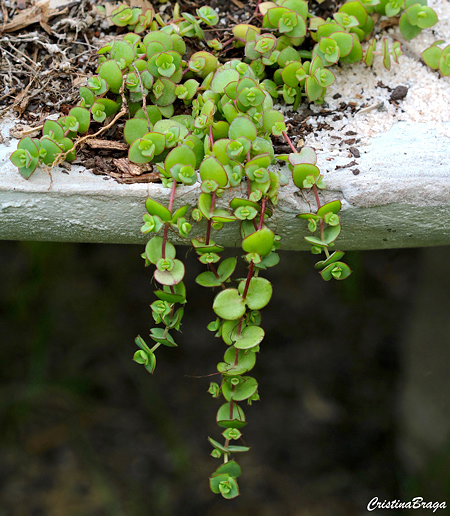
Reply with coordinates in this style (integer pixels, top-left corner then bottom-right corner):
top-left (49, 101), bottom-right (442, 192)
top-left (9, 0), bottom-right (445, 500)
top-left (422, 41), bottom-right (450, 76)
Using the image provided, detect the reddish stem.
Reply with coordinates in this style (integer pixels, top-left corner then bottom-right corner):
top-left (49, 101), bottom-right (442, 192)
top-left (242, 262), bottom-right (254, 300)
top-left (209, 125), bottom-right (214, 150)
top-left (205, 190), bottom-right (216, 246)
top-left (208, 263), bottom-right (226, 290)
top-left (282, 131), bottom-right (297, 153)
top-left (258, 197), bottom-right (266, 231)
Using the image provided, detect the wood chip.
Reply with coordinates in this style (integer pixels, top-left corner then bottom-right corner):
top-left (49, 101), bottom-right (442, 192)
top-left (9, 123), bottom-right (42, 139)
top-left (335, 160), bottom-right (358, 170)
top-left (0, 0), bottom-right (63, 33)
top-left (349, 147), bottom-right (360, 158)
top-left (231, 0), bottom-right (244, 8)
top-left (86, 139), bottom-right (129, 150)
top-left (113, 157), bottom-right (154, 176)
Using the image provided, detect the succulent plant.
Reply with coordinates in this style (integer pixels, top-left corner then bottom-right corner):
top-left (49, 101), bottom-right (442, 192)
top-left (9, 0), bottom-right (445, 499)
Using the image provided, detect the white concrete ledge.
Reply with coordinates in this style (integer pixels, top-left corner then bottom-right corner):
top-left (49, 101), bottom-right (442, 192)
top-left (1, 119), bottom-right (449, 250)
top-left (1, 0), bottom-right (449, 250)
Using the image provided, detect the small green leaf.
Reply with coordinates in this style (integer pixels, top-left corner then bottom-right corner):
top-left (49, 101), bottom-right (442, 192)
top-left (218, 347), bottom-right (257, 375)
top-left (314, 250), bottom-right (346, 269)
top-left (233, 325), bottom-right (265, 350)
top-left (43, 120), bottom-right (64, 142)
top-left (145, 198), bottom-right (171, 222)
top-left (191, 238), bottom-right (225, 254)
top-left (213, 289), bottom-right (246, 320)
top-left (208, 437), bottom-right (249, 455)
top-left (218, 257), bottom-right (238, 281)
top-left (242, 227), bottom-right (275, 257)
top-left (216, 402), bottom-right (247, 428)
top-left (154, 290), bottom-right (185, 304)
top-left (124, 118), bottom-right (151, 145)
top-left (215, 459), bottom-right (242, 478)
top-left (200, 156), bottom-right (229, 187)
top-left (222, 376), bottom-right (258, 401)
top-left (149, 327), bottom-right (178, 347)
top-left (228, 116), bottom-right (257, 141)
top-left (422, 45), bottom-right (441, 69)
top-left (145, 236), bottom-right (176, 264)
top-left (317, 200), bottom-right (341, 217)
top-left (171, 205), bottom-right (189, 224)
top-left (68, 107), bottom-right (90, 134)
top-left (39, 137), bottom-right (63, 165)
top-left (99, 60), bottom-right (124, 93)
top-left (196, 271), bottom-right (222, 287)
top-left (154, 258), bottom-right (185, 286)
top-left (320, 261), bottom-right (352, 280)
top-left (238, 277), bottom-right (273, 309)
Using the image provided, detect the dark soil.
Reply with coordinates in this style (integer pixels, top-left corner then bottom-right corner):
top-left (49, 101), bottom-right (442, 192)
top-left (0, 0), bottom-right (361, 181)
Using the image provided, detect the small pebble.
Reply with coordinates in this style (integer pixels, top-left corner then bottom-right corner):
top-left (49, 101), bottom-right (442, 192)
top-left (390, 85), bottom-right (408, 102)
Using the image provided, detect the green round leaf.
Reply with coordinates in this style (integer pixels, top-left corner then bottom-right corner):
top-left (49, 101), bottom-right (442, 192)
top-left (99, 60), bottom-right (124, 93)
top-left (238, 277), bottom-right (273, 309)
top-left (222, 376), bottom-right (258, 401)
top-left (221, 320), bottom-right (241, 345)
top-left (292, 163), bottom-right (320, 189)
top-left (43, 120), bottom-right (64, 142)
top-left (233, 325), bottom-right (265, 350)
top-left (196, 271), bottom-right (222, 287)
top-left (39, 136), bottom-right (63, 165)
top-left (145, 198), bottom-right (171, 222)
top-left (213, 289), bottom-right (246, 320)
top-left (242, 227), bottom-right (275, 257)
top-left (68, 107), bottom-right (90, 134)
top-left (145, 236), bottom-right (176, 264)
top-left (216, 402), bottom-right (247, 428)
top-left (218, 257), bottom-right (238, 281)
top-left (165, 145), bottom-right (196, 175)
top-left (422, 45), bottom-right (441, 69)
top-left (111, 40), bottom-right (136, 68)
top-left (149, 327), bottom-right (178, 347)
top-left (317, 200), bottom-right (342, 217)
top-left (154, 258), bottom-right (185, 286)
top-left (214, 459), bottom-right (242, 478)
top-left (124, 118), bottom-right (151, 145)
top-left (229, 116), bottom-right (257, 141)
top-left (320, 261), bottom-right (352, 281)
top-left (200, 156), bottom-right (229, 188)
top-left (218, 347), bottom-right (257, 375)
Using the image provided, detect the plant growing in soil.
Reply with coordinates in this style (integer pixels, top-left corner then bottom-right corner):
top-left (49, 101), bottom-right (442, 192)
top-left (9, 0), bottom-right (443, 499)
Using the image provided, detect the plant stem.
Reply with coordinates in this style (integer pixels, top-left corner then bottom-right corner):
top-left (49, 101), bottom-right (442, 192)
top-left (258, 197), bottom-right (266, 230)
top-left (208, 263), bottom-right (226, 290)
top-left (209, 125), bottom-right (214, 150)
top-left (205, 190), bottom-right (216, 246)
top-left (242, 262), bottom-right (254, 300)
top-left (282, 131), bottom-right (297, 153)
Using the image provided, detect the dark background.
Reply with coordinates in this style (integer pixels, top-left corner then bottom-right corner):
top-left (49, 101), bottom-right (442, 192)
top-left (1, 241), bottom-right (448, 515)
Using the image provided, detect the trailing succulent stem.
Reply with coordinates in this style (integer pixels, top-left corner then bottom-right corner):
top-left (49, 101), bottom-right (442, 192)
top-left (9, 0), bottom-right (444, 499)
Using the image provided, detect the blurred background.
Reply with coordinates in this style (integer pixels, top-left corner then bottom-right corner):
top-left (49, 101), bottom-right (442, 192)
top-left (0, 241), bottom-right (449, 516)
